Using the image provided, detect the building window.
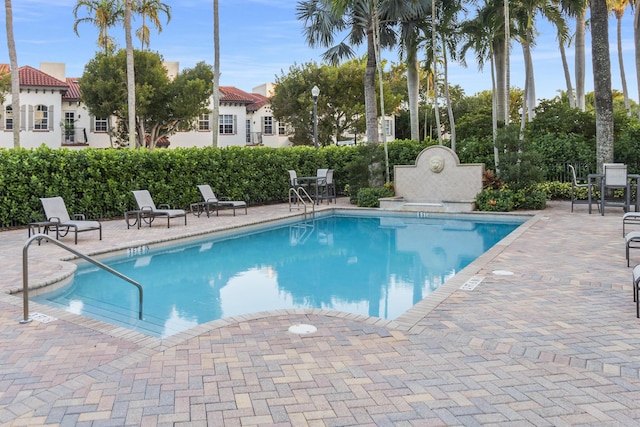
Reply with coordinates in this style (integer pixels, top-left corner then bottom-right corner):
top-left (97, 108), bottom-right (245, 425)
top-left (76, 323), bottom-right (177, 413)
top-left (34, 105), bottom-right (48, 130)
top-left (246, 119), bottom-right (251, 143)
top-left (198, 113), bottom-right (210, 131)
top-left (219, 114), bottom-right (234, 134)
top-left (94, 118), bottom-right (108, 132)
top-left (262, 116), bottom-right (273, 135)
top-left (64, 112), bottom-right (75, 143)
top-left (5, 105), bottom-right (12, 130)
top-left (384, 118), bottom-right (393, 136)
top-left (278, 121), bottom-right (286, 135)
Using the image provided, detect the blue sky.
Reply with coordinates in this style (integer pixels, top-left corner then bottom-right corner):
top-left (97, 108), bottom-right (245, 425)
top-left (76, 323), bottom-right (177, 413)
top-left (0, 0), bottom-right (637, 103)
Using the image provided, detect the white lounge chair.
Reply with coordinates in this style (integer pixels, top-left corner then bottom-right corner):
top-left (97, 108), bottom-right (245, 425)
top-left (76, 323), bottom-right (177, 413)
top-left (197, 185), bottom-right (247, 216)
top-left (39, 196), bottom-right (102, 244)
top-left (132, 190), bottom-right (187, 228)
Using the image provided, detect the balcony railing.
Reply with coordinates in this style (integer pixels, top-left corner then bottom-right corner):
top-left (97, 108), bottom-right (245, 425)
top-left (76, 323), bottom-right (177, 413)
top-left (246, 132), bottom-right (262, 145)
top-left (62, 128), bottom-right (88, 145)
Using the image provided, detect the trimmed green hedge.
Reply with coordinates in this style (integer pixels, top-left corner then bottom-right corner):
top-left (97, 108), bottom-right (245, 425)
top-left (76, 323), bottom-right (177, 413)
top-left (0, 141), bottom-right (431, 227)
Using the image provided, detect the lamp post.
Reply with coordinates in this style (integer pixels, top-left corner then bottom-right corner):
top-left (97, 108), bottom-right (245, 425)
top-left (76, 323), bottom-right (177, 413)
top-left (312, 85), bottom-right (319, 149)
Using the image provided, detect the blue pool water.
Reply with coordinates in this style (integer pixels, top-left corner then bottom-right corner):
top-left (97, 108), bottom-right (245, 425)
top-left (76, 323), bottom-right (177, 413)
top-left (34, 212), bottom-right (525, 338)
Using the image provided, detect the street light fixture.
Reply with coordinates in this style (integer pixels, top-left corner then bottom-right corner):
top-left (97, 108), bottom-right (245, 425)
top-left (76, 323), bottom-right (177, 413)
top-left (312, 85), bottom-right (319, 149)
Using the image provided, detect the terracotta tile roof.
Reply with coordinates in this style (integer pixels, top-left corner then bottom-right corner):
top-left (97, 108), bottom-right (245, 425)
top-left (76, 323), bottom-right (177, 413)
top-left (18, 65), bottom-right (68, 89)
top-left (0, 64), bottom-right (9, 75)
top-left (219, 86), bottom-right (255, 103)
top-left (246, 93), bottom-right (269, 112)
top-left (63, 78), bottom-right (81, 100)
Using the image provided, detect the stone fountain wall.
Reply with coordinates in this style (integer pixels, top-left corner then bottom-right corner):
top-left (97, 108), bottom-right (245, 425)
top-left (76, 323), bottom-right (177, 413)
top-left (381, 145), bottom-right (484, 213)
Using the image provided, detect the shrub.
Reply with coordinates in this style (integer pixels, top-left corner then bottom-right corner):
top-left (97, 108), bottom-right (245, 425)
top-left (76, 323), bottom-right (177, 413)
top-left (475, 188), bottom-right (514, 212)
top-left (513, 188), bottom-right (547, 210)
top-left (356, 187), bottom-right (394, 208)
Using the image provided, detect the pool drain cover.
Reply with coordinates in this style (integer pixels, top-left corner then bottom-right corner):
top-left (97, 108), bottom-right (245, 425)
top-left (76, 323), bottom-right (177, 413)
top-left (288, 324), bottom-right (317, 334)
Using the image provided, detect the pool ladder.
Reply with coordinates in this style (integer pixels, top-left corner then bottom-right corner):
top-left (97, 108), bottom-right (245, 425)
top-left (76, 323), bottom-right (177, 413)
top-left (288, 186), bottom-right (315, 218)
top-left (20, 234), bottom-right (144, 324)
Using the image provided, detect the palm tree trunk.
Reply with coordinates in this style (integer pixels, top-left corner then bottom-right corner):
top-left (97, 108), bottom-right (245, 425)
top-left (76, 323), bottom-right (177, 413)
top-left (503, 0), bottom-right (510, 126)
top-left (372, 5), bottom-right (389, 184)
top-left (441, 41), bottom-right (456, 151)
top-left (125, 0), bottom-right (137, 148)
top-left (575, 7), bottom-right (587, 111)
top-left (365, 27), bottom-right (378, 144)
top-left (5, 0), bottom-right (19, 148)
top-left (635, 0), bottom-right (640, 119)
top-left (212, 0), bottom-right (220, 147)
top-left (491, 54), bottom-right (499, 171)
top-left (520, 42), bottom-right (529, 138)
top-left (406, 55), bottom-right (420, 141)
top-left (493, 40), bottom-right (507, 125)
top-left (559, 38), bottom-right (575, 108)
top-left (591, 0), bottom-right (614, 171)
top-left (431, 0), bottom-right (442, 145)
top-left (616, 15), bottom-right (631, 115)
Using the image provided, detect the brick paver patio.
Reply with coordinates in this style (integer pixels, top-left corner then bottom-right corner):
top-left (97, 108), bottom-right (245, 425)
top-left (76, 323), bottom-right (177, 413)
top-left (1, 199), bottom-right (640, 426)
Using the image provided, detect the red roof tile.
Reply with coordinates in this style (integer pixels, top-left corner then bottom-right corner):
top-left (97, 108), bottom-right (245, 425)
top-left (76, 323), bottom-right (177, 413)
top-left (246, 93), bottom-right (269, 112)
top-left (18, 65), bottom-right (68, 89)
top-left (63, 78), bottom-right (81, 100)
top-left (219, 86), bottom-right (255, 103)
top-left (0, 64), bottom-right (9, 75)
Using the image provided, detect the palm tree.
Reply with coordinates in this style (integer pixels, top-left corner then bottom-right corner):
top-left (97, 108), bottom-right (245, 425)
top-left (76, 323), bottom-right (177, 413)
top-left (212, 0), bottom-right (220, 148)
top-left (124, 0), bottom-right (136, 148)
top-left (575, 2), bottom-right (588, 110)
top-left (591, 0), bottom-right (614, 171)
top-left (5, 0), bottom-right (19, 148)
top-left (394, 0), bottom-right (430, 141)
top-left (635, 0), bottom-right (640, 119)
top-left (459, 1), bottom-right (501, 168)
top-left (296, 0), bottom-right (395, 144)
top-left (552, 0), bottom-right (585, 108)
top-left (608, 0), bottom-right (631, 115)
top-left (134, 0), bottom-right (171, 50)
top-left (73, 0), bottom-right (123, 52)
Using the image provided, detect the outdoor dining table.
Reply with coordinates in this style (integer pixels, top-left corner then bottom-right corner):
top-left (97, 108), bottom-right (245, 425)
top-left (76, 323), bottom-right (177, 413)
top-left (297, 176), bottom-right (321, 204)
top-left (588, 172), bottom-right (640, 214)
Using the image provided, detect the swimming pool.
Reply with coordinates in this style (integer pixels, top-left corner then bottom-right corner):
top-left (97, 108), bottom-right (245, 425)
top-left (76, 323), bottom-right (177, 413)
top-left (34, 211), bottom-right (526, 338)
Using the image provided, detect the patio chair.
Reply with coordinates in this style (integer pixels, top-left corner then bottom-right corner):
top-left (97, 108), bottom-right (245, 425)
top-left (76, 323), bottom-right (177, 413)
top-left (318, 169), bottom-right (336, 204)
top-left (600, 163), bottom-right (631, 216)
top-left (633, 264), bottom-right (640, 317)
top-left (132, 190), bottom-right (187, 228)
top-left (39, 196), bottom-right (102, 244)
top-left (197, 184), bottom-right (247, 216)
top-left (568, 164), bottom-right (595, 213)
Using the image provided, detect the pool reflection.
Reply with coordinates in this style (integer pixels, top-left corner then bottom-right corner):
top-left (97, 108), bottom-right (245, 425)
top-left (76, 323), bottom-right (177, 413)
top-left (34, 215), bottom-right (522, 338)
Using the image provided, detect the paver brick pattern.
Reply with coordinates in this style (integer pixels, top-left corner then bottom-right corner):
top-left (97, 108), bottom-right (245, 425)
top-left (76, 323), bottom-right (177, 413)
top-left (2, 200), bottom-right (640, 425)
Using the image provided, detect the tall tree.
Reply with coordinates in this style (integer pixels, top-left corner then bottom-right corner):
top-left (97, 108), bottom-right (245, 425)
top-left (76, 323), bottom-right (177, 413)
top-left (212, 0), bottom-right (220, 147)
top-left (575, 2), bottom-right (588, 110)
top-left (591, 0), bottom-right (614, 171)
top-left (81, 50), bottom-right (214, 150)
top-left (553, 0), bottom-right (585, 109)
top-left (635, 0), bottom-right (640, 119)
top-left (134, 0), bottom-right (171, 50)
top-left (73, 0), bottom-right (123, 52)
top-left (394, 0), bottom-right (430, 141)
top-left (5, 0), bottom-right (19, 148)
top-left (124, 0), bottom-right (136, 148)
top-left (608, 0), bottom-right (631, 114)
top-left (296, 0), bottom-right (394, 144)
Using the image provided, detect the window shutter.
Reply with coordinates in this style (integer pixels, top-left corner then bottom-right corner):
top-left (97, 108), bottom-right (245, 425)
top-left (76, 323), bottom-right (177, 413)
top-left (49, 105), bottom-right (54, 131)
top-left (233, 115), bottom-right (237, 134)
top-left (27, 105), bottom-right (33, 131)
top-left (0, 107), bottom-right (4, 131)
top-left (19, 105), bottom-right (25, 130)
top-left (90, 116), bottom-right (95, 132)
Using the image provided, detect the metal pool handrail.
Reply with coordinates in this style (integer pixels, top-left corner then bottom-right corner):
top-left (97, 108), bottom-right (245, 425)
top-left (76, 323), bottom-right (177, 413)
top-left (21, 234), bottom-right (144, 323)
